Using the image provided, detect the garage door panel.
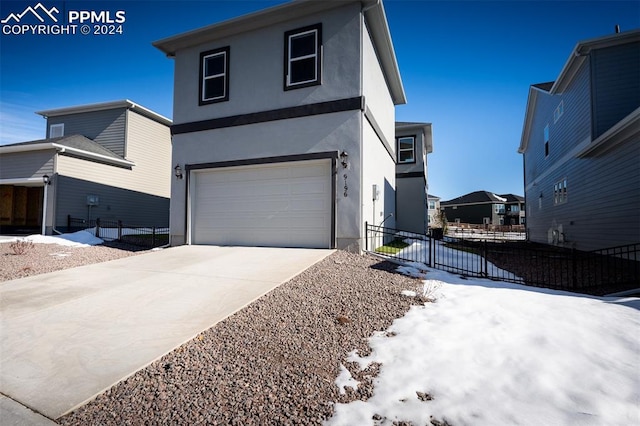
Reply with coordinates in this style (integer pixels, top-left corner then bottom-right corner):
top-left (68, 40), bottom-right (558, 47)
top-left (192, 159), bottom-right (332, 248)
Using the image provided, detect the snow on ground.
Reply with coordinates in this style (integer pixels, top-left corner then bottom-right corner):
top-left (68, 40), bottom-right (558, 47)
top-left (328, 266), bottom-right (640, 426)
top-left (0, 231), bottom-right (103, 247)
top-left (397, 239), bottom-right (523, 282)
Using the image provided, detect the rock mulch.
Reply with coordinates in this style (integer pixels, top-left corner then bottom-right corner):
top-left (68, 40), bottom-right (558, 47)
top-left (0, 241), bottom-right (146, 282)
top-left (57, 250), bottom-right (427, 425)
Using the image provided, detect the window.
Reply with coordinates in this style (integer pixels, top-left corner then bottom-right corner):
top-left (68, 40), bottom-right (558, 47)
top-left (50, 123), bottom-right (64, 138)
top-left (544, 124), bottom-right (549, 157)
top-left (199, 46), bottom-right (229, 104)
top-left (284, 23), bottom-right (322, 90)
top-left (554, 178), bottom-right (568, 205)
top-left (397, 136), bottom-right (415, 163)
top-left (553, 100), bottom-right (564, 123)
top-left (494, 204), bottom-right (505, 214)
top-left (428, 201), bottom-right (436, 210)
top-left (511, 205), bottom-right (520, 213)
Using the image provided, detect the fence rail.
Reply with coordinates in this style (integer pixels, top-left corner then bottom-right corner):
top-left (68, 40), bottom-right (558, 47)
top-left (67, 215), bottom-right (169, 248)
top-left (366, 223), bottom-right (639, 296)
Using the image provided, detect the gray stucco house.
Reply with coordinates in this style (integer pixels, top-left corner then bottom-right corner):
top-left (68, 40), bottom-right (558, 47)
top-left (441, 191), bottom-right (524, 226)
top-left (395, 121), bottom-right (433, 234)
top-left (154, 0), bottom-right (406, 250)
top-left (519, 29), bottom-right (639, 250)
top-left (0, 100), bottom-right (172, 235)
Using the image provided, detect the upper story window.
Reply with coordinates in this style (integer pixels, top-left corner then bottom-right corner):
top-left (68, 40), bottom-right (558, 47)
top-left (199, 46), bottom-right (230, 105)
top-left (544, 124), bottom-right (550, 157)
top-left (49, 123), bottom-right (64, 138)
top-left (494, 204), bottom-right (505, 214)
top-left (428, 200), bottom-right (436, 210)
top-left (554, 178), bottom-right (568, 205)
top-left (397, 136), bottom-right (415, 163)
top-left (553, 100), bottom-right (564, 123)
top-left (284, 23), bottom-right (322, 90)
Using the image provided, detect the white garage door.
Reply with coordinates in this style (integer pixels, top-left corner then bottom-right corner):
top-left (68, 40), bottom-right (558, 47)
top-left (191, 159), bottom-right (332, 248)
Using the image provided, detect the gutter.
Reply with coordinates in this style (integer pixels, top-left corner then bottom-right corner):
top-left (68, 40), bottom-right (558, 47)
top-left (0, 142), bottom-right (135, 167)
top-left (51, 143), bottom-right (136, 167)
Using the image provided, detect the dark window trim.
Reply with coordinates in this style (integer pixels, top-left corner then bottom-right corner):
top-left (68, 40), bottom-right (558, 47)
top-left (199, 46), bottom-right (230, 105)
top-left (172, 96), bottom-right (364, 135)
top-left (184, 151), bottom-right (337, 249)
top-left (284, 23), bottom-right (322, 91)
top-left (396, 135), bottom-right (416, 164)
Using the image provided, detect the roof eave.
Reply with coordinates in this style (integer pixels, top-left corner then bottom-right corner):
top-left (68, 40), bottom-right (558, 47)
top-left (36, 100), bottom-right (172, 127)
top-left (0, 143), bottom-right (56, 154)
top-left (152, 0), bottom-right (406, 105)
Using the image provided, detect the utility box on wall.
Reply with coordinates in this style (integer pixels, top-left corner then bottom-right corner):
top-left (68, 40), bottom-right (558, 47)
top-left (86, 195), bottom-right (99, 206)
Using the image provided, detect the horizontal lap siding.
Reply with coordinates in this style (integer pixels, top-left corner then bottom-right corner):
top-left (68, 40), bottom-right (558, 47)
top-left (0, 151), bottom-right (55, 179)
top-left (592, 42), bottom-right (640, 138)
top-left (48, 108), bottom-right (126, 157)
top-left (55, 175), bottom-right (169, 227)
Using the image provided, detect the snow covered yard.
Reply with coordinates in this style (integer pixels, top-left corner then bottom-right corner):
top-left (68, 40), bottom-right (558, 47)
top-left (329, 266), bottom-right (640, 426)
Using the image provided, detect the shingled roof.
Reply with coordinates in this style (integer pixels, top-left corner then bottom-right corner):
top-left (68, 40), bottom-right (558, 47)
top-left (441, 191), bottom-right (522, 206)
top-left (0, 135), bottom-right (134, 167)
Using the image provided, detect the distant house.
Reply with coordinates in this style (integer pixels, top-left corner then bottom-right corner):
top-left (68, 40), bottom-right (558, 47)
top-left (153, 0), bottom-right (406, 250)
top-left (427, 194), bottom-right (441, 228)
top-left (441, 191), bottom-right (524, 226)
top-left (395, 122), bottom-right (433, 234)
top-left (519, 29), bottom-right (639, 250)
top-left (0, 100), bottom-right (172, 235)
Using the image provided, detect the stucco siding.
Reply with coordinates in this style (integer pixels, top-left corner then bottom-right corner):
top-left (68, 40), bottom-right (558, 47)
top-left (362, 120), bottom-right (396, 236)
top-left (172, 2), bottom-right (361, 125)
top-left (0, 150), bottom-right (55, 179)
top-left (55, 175), bottom-right (169, 228)
top-left (396, 176), bottom-right (425, 233)
top-left (47, 108), bottom-right (127, 157)
top-left (362, 19), bottom-right (395, 152)
top-left (170, 111), bottom-right (362, 248)
top-left (591, 41), bottom-right (640, 138)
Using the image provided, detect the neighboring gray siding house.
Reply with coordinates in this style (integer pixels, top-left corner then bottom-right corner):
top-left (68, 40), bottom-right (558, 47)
top-left (153, 0), bottom-right (406, 250)
top-left (395, 122), bottom-right (433, 234)
top-left (442, 191), bottom-right (524, 226)
top-left (0, 100), bottom-right (172, 234)
top-left (519, 29), bottom-right (640, 250)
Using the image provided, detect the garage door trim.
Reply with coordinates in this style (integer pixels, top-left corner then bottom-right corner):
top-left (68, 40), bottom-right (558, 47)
top-left (184, 151), bottom-right (338, 248)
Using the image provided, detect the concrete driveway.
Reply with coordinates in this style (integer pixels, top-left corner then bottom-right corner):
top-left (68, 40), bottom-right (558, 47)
top-left (0, 245), bottom-right (333, 422)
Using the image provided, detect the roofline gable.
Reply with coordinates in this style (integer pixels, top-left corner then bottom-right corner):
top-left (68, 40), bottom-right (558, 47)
top-left (518, 29), bottom-right (640, 154)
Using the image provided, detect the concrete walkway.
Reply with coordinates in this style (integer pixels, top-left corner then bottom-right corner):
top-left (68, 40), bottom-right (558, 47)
top-left (0, 245), bottom-right (333, 422)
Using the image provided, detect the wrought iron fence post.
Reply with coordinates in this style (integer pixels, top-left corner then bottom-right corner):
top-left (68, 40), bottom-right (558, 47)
top-left (429, 235), bottom-right (434, 267)
top-left (571, 248), bottom-right (578, 289)
top-left (67, 214), bottom-right (71, 232)
top-left (483, 239), bottom-right (489, 277)
top-left (95, 218), bottom-right (101, 239)
top-left (152, 227), bottom-right (156, 247)
top-left (365, 222), bottom-right (369, 251)
top-left (118, 221), bottom-right (123, 241)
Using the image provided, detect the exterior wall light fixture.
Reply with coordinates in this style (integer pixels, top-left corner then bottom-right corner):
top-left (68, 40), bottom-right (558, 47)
top-left (174, 164), bottom-right (183, 179)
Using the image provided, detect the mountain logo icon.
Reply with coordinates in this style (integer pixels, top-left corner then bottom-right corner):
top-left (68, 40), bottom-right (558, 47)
top-left (1, 3), bottom-right (59, 24)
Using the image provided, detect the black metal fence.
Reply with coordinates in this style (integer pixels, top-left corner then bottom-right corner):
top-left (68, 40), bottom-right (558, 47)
top-left (67, 215), bottom-right (169, 248)
top-left (365, 223), bottom-right (639, 296)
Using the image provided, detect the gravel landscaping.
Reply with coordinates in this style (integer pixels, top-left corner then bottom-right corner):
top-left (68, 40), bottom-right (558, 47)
top-left (0, 241), bottom-right (148, 282)
top-left (43, 249), bottom-right (426, 425)
top-left (1, 241), bottom-right (427, 424)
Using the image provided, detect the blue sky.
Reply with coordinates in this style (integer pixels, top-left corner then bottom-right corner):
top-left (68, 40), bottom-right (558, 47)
top-left (1, 0), bottom-right (638, 201)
